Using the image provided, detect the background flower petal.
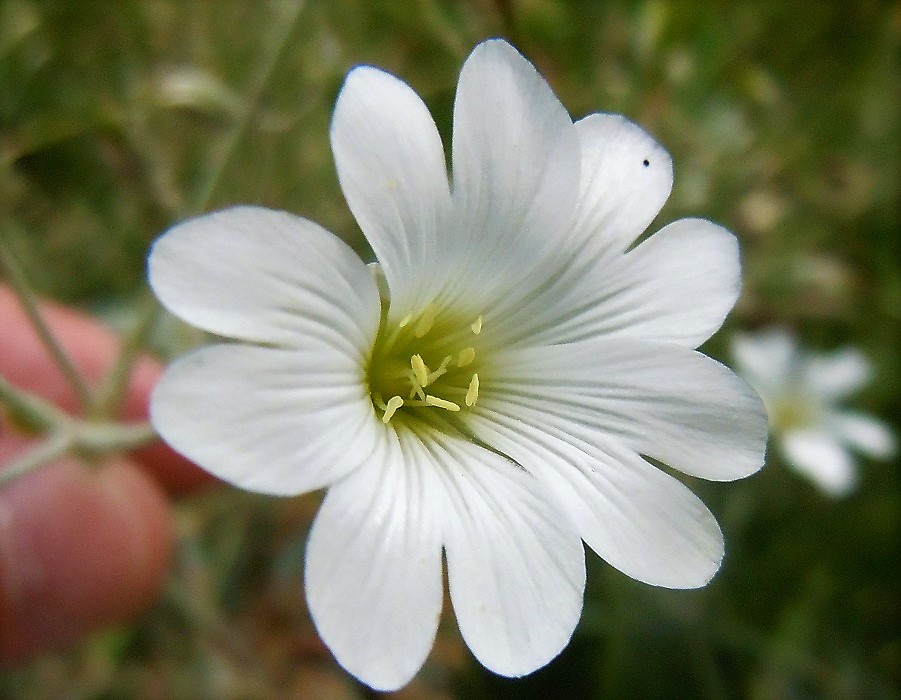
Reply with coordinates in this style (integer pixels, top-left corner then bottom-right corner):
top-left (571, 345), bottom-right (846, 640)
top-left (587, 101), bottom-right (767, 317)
top-left (802, 348), bottom-right (872, 401)
top-left (304, 428), bottom-right (444, 692)
top-left (330, 66), bottom-right (451, 317)
top-left (730, 329), bottom-right (798, 394)
top-left (151, 344), bottom-right (378, 495)
top-left (830, 411), bottom-right (896, 459)
top-left (468, 416), bottom-right (725, 588)
top-left (480, 340), bottom-right (767, 481)
top-left (433, 433), bottom-right (585, 678)
top-left (782, 429), bottom-right (857, 497)
top-left (149, 206), bottom-right (380, 349)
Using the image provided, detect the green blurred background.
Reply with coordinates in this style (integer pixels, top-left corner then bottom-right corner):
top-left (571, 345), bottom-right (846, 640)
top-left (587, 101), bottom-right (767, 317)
top-left (1, 0), bottom-right (898, 697)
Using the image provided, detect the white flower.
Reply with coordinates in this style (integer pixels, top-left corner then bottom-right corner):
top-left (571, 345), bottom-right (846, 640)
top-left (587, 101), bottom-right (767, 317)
top-left (148, 40), bottom-right (767, 691)
top-left (732, 328), bottom-right (895, 497)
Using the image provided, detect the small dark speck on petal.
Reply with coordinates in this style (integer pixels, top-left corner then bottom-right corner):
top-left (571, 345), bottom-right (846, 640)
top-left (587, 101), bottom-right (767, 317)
top-left (642, 159), bottom-right (650, 167)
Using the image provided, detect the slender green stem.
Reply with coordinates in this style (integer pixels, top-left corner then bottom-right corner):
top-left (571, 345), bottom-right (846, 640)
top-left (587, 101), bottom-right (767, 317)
top-left (94, 3), bottom-right (308, 418)
top-left (0, 432), bottom-right (75, 487)
top-left (0, 418), bottom-right (158, 488)
top-left (415, 0), bottom-right (469, 58)
top-left (189, 0), bottom-right (308, 214)
top-left (94, 290), bottom-right (161, 420)
top-left (0, 375), bottom-right (69, 433)
top-left (1, 1), bottom-right (311, 487)
top-left (0, 234), bottom-right (95, 412)
top-left (1, 374), bottom-right (158, 486)
top-left (0, 421), bottom-right (156, 488)
top-left (122, 108), bottom-right (187, 221)
top-left (75, 420), bottom-right (158, 454)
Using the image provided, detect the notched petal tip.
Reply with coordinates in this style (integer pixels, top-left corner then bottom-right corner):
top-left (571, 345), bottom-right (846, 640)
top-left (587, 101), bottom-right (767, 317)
top-left (330, 57), bottom-right (450, 312)
top-left (570, 113), bottom-right (674, 254)
top-left (304, 435), bottom-right (444, 692)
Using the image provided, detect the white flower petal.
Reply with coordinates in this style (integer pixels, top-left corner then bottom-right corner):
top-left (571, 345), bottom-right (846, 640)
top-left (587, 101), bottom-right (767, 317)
top-left (494, 218), bottom-right (741, 348)
top-left (781, 429), bottom-right (857, 496)
top-left (481, 340), bottom-right (767, 481)
top-left (569, 113), bottom-right (673, 256)
top-left (830, 411), bottom-right (897, 459)
top-left (330, 66), bottom-right (451, 316)
top-left (305, 428), bottom-right (444, 692)
top-left (149, 206), bottom-right (379, 348)
top-left (603, 218), bottom-right (741, 346)
top-left (444, 39), bottom-right (580, 308)
top-left (730, 329), bottom-right (798, 395)
top-left (468, 415), bottom-right (724, 587)
top-left (151, 344), bottom-right (377, 495)
top-left (433, 433), bottom-right (585, 677)
top-left (803, 348), bottom-right (871, 401)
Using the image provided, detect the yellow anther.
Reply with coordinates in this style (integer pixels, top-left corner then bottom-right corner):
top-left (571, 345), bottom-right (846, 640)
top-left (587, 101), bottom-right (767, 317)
top-left (465, 373), bottom-right (479, 407)
top-left (457, 347), bottom-right (476, 367)
top-left (425, 395), bottom-right (461, 412)
top-left (398, 313), bottom-right (412, 328)
top-left (414, 304), bottom-right (437, 337)
top-left (381, 395), bottom-right (404, 423)
top-left (411, 354), bottom-right (430, 387)
top-left (470, 315), bottom-right (483, 334)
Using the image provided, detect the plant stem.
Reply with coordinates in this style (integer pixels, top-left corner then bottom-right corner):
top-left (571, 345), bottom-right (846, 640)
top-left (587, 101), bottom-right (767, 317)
top-left (1, 375), bottom-right (157, 485)
top-left (0, 432), bottom-right (75, 486)
top-left (94, 290), bottom-right (160, 420)
top-left (189, 0), bottom-right (309, 214)
top-left (0, 375), bottom-right (68, 433)
top-left (0, 234), bottom-right (95, 412)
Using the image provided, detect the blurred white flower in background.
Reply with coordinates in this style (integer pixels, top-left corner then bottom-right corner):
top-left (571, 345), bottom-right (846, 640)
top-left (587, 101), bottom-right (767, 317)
top-left (732, 328), bottom-right (896, 497)
top-left (149, 40), bottom-right (767, 690)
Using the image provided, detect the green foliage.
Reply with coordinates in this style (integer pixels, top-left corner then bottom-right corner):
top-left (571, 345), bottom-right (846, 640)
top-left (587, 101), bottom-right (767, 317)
top-left (1, 0), bottom-right (898, 697)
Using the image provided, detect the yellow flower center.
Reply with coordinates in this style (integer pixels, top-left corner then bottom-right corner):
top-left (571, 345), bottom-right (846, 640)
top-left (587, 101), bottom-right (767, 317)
top-left (769, 394), bottom-right (819, 431)
top-left (367, 303), bottom-right (483, 425)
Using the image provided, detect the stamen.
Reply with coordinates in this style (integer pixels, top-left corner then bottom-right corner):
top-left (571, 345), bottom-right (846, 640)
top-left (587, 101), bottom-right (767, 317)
top-left (425, 395), bottom-right (461, 412)
top-left (411, 354), bottom-right (430, 387)
top-left (381, 395), bottom-right (404, 423)
top-left (414, 304), bottom-right (437, 337)
top-left (457, 347), bottom-right (476, 367)
top-left (398, 313), bottom-right (412, 328)
top-left (408, 377), bottom-right (426, 401)
top-left (470, 315), bottom-right (483, 334)
top-left (465, 373), bottom-right (479, 407)
top-left (428, 355), bottom-right (452, 384)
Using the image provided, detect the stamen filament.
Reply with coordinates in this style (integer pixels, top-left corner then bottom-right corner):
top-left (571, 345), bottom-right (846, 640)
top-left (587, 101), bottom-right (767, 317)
top-left (428, 355), bottom-right (452, 384)
top-left (425, 395), bottom-right (461, 412)
top-left (409, 380), bottom-right (426, 401)
top-left (470, 316), bottom-right (482, 334)
top-left (381, 395), bottom-right (404, 423)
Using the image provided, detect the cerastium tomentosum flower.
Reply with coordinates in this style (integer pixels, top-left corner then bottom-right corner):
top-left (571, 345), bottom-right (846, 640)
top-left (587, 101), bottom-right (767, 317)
top-left (732, 328), bottom-right (895, 497)
top-left (148, 39), bottom-right (767, 690)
